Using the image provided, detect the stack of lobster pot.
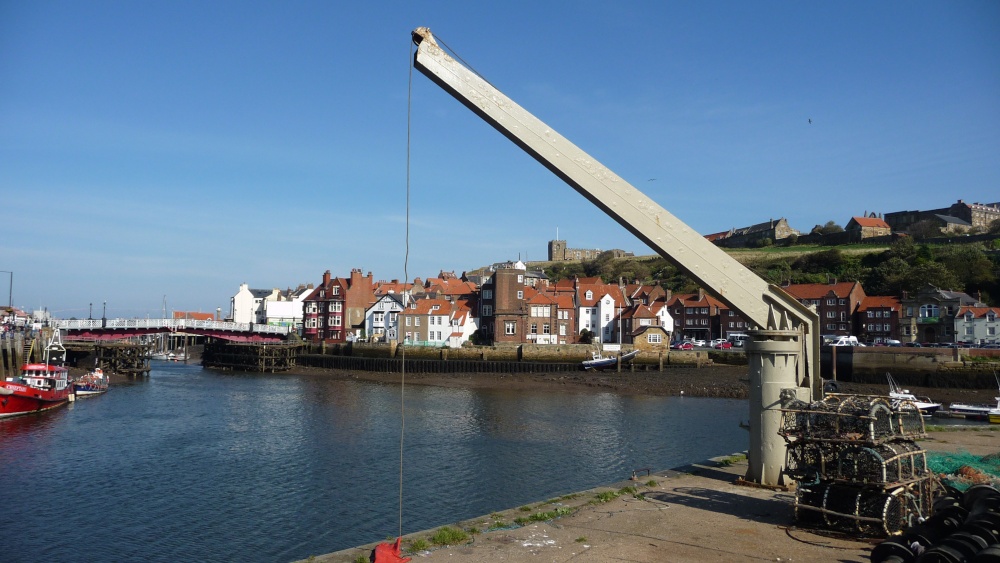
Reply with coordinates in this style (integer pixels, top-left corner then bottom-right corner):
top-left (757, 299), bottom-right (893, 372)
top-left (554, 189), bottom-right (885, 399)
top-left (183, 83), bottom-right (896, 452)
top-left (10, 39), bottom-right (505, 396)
top-left (780, 393), bottom-right (933, 536)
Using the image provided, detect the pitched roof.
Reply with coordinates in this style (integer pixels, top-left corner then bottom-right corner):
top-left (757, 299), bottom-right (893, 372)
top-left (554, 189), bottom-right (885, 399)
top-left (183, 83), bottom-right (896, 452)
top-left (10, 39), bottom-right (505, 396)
top-left (859, 295), bottom-right (900, 310)
top-left (782, 282), bottom-right (861, 300)
top-left (957, 306), bottom-right (1000, 318)
top-left (849, 216), bottom-right (891, 229)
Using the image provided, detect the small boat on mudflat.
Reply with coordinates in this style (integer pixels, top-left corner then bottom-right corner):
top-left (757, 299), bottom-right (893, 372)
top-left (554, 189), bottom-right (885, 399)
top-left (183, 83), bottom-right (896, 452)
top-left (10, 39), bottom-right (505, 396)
top-left (949, 373), bottom-right (1000, 422)
top-left (582, 350), bottom-right (638, 370)
top-left (73, 367), bottom-right (109, 398)
top-left (886, 373), bottom-right (941, 415)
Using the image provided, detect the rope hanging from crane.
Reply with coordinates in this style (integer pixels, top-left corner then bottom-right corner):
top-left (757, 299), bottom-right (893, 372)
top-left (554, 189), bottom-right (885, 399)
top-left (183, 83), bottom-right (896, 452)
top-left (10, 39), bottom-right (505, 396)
top-left (371, 36), bottom-right (416, 563)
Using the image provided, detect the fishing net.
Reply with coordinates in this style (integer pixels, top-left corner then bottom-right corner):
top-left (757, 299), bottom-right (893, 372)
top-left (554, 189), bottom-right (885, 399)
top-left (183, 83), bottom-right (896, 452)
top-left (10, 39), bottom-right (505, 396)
top-left (926, 450), bottom-right (1000, 491)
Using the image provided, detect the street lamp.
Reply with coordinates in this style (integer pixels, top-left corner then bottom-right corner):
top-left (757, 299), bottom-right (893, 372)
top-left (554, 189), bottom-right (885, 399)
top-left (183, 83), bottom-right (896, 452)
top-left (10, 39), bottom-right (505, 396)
top-left (89, 303), bottom-right (93, 320)
top-left (217, 307), bottom-right (221, 321)
top-left (0, 270), bottom-right (12, 309)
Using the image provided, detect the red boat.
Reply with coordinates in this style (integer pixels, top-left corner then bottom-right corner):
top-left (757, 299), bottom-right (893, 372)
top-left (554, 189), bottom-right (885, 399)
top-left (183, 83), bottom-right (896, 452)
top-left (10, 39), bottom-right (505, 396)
top-left (0, 362), bottom-right (73, 418)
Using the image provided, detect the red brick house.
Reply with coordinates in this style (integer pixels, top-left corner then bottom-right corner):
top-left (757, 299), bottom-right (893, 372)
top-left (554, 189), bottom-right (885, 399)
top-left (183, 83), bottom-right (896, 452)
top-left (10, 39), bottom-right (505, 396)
top-left (858, 295), bottom-right (901, 344)
top-left (782, 281), bottom-right (867, 337)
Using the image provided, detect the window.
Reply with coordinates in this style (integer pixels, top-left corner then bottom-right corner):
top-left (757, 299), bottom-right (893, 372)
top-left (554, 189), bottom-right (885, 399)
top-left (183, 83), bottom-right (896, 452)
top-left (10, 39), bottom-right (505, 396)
top-left (966, 326), bottom-right (974, 335)
top-left (988, 313), bottom-right (996, 322)
top-left (505, 322), bottom-right (516, 335)
top-left (827, 311), bottom-right (836, 318)
top-left (405, 317), bottom-right (411, 326)
top-left (306, 303), bottom-right (317, 313)
top-left (306, 318), bottom-right (317, 328)
top-left (648, 333), bottom-right (662, 344)
top-left (906, 307), bottom-right (913, 317)
top-left (989, 327), bottom-right (997, 336)
top-left (826, 323), bottom-right (836, 330)
top-left (700, 319), bottom-right (708, 325)
top-left (605, 314), bottom-right (610, 322)
top-left (640, 318), bottom-right (651, 326)
top-left (405, 332), bottom-right (412, 341)
top-left (883, 324), bottom-right (890, 331)
top-left (543, 323), bottom-right (550, 334)
top-left (729, 310), bottom-right (735, 316)
top-left (867, 311), bottom-right (874, 318)
top-left (839, 299), bottom-right (846, 305)
top-left (559, 324), bottom-right (566, 336)
top-left (517, 291), bottom-right (523, 299)
top-left (585, 291), bottom-right (593, 300)
top-left (966, 313), bottom-right (974, 322)
top-left (517, 274), bottom-right (523, 283)
top-left (415, 317), bottom-right (421, 326)
top-left (530, 323), bottom-right (538, 334)
top-left (331, 316), bottom-right (341, 327)
top-left (374, 313), bottom-right (384, 324)
top-left (330, 302), bottom-right (343, 312)
top-left (482, 305), bottom-right (492, 317)
top-left (482, 290), bottom-right (492, 299)
top-left (827, 299), bottom-right (835, 306)
top-left (700, 308), bottom-right (708, 314)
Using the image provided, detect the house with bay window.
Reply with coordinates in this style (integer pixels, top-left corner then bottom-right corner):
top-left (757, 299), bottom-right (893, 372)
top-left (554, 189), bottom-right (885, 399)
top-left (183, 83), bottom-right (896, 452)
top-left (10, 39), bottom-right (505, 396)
top-left (900, 285), bottom-right (983, 345)
top-left (954, 306), bottom-right (1000, 347)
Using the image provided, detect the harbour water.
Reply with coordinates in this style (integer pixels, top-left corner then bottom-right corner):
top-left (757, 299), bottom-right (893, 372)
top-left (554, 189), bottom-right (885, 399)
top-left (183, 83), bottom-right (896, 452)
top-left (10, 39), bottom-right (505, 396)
top-left (1, 362), bottom-right (750, 562)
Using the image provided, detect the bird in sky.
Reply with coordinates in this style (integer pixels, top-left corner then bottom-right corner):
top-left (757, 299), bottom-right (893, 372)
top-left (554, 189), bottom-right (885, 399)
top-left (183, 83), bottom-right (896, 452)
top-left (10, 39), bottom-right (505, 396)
top-left (808, 118), bottom-right (812, 124)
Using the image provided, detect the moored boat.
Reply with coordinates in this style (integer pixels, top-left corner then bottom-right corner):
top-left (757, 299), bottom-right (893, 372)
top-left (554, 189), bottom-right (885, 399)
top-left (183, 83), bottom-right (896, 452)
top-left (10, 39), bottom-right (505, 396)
top-left (1, 330), bottom-right (73, 418)
top-left (887, 373), bottom-right (941, 415)
top-left (1, 362), bottom-right (73, 418)
top-left (949, 399), bottom-right (999, 421)
top-left (949, 373), bottom-right (1000, 422)
top-left (73, 367), bottom-right (109, 398)
top-left (582, 349), bottom-right (638, 370)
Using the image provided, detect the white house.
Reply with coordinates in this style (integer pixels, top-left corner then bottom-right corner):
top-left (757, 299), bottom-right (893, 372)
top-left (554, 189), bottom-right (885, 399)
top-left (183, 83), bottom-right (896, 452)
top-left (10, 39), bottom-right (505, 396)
top-left (955, 306), bottom-right (1000, 346)
top-left (446, 300), bottom-right (478, 348)
top-left (230, 283), bottom-right (281, 324)
top-left (364, 294), bottom-right (405, 342)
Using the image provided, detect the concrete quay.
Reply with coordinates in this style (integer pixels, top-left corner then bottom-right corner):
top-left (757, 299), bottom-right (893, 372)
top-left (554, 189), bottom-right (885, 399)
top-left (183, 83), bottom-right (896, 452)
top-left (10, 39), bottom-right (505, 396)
top-left (307, 429), bottom-right (998, 563)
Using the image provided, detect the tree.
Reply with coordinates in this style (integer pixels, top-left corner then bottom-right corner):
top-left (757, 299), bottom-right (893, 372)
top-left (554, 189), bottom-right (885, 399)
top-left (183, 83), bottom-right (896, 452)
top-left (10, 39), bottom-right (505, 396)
top-left (989, 218), bottom-right (1000, 234)
top-left (902, 262), bottom-right (962, 294)
top-left (935, 243), bottom-right (996, 293)
top-left (579, 329), bottom-right (594, 344)
top-left (811, 221), bottom-right (844, 235)
top-left (907, 219), bottom-right (942, 240)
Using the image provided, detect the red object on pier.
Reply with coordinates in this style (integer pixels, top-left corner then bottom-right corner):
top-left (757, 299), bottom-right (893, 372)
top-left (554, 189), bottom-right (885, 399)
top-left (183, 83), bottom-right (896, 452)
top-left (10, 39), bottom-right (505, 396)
top-left (372, 537), bottom-right (410, 563)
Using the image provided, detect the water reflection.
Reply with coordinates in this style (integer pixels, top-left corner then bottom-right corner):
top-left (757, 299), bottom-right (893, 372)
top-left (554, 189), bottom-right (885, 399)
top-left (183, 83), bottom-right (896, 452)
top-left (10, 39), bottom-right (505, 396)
top-left (0, 363), bottom-right (750, 563)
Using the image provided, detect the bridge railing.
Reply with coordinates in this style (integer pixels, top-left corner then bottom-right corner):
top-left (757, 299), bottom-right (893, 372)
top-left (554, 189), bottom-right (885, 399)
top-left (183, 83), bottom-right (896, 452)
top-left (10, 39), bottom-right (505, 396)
top-left (56, 319), bottom-right (291, 335)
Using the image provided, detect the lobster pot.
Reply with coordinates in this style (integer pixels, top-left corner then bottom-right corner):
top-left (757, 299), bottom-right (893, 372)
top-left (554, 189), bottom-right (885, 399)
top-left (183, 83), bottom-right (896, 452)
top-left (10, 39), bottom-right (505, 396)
top-left (786, 440), bottom-right (843, 483)
top-left (889, 401), bottom-right (926, 437)
top-left (836, 440), bottom-right (928, 485)
top-left (795, 482), bottom-right (930, 537)
top-left (781, 395), bottom-right (923, 443)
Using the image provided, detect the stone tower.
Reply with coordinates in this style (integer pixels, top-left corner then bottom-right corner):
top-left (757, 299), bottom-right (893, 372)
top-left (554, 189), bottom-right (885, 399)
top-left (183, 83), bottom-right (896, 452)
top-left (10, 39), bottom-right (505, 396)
top-left (547, 240), bottom-right (567, 261)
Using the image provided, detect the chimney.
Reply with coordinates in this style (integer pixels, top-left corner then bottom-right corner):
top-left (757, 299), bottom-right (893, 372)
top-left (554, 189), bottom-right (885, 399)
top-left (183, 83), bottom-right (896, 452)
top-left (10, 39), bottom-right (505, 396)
top-left (322, 270), bottom-right (331, 286)
top-left (698, 288), bottom-right (705, 301)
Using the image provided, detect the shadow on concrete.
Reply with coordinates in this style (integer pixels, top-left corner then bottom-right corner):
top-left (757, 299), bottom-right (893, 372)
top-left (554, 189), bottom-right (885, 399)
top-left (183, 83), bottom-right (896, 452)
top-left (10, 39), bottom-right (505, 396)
top-left (646, 485), bottom-right (794, 525)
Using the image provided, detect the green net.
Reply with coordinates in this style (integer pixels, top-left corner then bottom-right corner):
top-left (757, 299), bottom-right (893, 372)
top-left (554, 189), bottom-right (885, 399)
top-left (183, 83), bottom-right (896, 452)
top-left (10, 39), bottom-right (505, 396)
top-left (927, 450), bottom-right (1000, 491)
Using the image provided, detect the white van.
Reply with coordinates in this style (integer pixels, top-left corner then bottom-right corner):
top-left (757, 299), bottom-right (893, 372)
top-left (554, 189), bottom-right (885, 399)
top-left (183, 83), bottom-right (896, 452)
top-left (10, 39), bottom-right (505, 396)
top-left (831, 336), bottom-right (863, 347)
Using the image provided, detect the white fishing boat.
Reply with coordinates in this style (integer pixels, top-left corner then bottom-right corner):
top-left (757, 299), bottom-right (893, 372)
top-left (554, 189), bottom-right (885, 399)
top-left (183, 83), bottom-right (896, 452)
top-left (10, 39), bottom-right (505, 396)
top-left (887, 373), bottom-right (941, 415)
top-left (947, 373), bottom-right (1000, 422)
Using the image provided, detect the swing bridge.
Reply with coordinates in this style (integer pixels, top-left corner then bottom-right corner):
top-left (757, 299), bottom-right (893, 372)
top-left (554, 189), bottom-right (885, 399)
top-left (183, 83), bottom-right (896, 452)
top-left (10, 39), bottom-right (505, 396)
top-left (55, 318), bottom-right (291, 343)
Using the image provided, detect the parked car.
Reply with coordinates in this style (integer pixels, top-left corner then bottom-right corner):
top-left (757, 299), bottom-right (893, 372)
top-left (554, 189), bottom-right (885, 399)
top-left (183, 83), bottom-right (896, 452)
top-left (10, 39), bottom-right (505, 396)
top-left (904, 342), bottom-right (922, 347)
top-left (689, 339), bottom-right (706, 347)
top-left (714, 341), bottom-right (733, 350)
top-left (709, 338), bottom-right (727, 348)
top-left (671, 341), bottom-right (694, 350)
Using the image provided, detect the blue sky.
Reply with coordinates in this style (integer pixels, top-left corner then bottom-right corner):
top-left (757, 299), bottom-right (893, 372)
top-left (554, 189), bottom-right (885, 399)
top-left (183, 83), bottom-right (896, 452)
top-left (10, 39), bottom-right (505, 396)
top-left (2, 1), bottom-right (998, 318)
